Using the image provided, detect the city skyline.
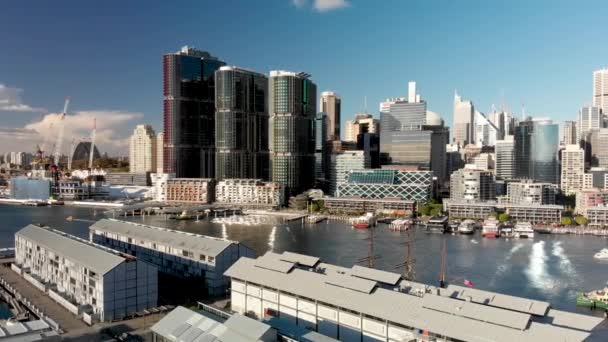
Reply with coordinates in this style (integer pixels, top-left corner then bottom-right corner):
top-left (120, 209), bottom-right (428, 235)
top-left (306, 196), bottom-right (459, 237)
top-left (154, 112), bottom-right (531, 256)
top-left (1, 0), bottom-right (607, 154)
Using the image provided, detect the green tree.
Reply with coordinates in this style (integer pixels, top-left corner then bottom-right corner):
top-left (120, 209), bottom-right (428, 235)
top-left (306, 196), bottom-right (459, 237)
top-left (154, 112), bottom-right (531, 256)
top-left (561, 216), bottom-right (573, 226)
top-left (574, 216), bottom-right (588, 226)
top-left (498, 213), bottom-right (510, 223)
top-left (489, 211), bottom-right (498, 218)
top-left (419, 204), bottom-right (431, 216)
top-left (430, 207), bottom-right (442, 217)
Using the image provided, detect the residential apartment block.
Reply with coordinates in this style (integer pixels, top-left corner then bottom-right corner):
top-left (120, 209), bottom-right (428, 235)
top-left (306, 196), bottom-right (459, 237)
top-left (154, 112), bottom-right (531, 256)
top-left (449, 167), bottom-right (495, 201)
top-left (15, 224), bottom-right (157, 323)
top-left (506, 180), bottom-right (557, 205)
top-left (215, 179), bottom-right (285, 208)
top-left (165, 178), bottom-right (215, 203)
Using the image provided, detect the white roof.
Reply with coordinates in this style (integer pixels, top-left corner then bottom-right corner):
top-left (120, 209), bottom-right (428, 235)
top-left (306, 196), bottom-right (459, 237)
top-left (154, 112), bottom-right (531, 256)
top-left (91, 219), bottom-right (243, 257)
top-left (16, 225), bottom-right (127, 275)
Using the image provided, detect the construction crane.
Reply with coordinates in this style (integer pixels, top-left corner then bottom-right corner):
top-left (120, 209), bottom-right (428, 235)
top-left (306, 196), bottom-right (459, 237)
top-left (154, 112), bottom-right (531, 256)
top-left (89, 117), bottom-right (96, 169)
top-left (53, 97), bottom-right (70, 166)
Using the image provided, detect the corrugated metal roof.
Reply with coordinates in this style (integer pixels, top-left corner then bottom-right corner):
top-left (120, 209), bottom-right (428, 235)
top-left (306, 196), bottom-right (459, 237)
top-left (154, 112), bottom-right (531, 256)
top-left (445, 285), bottom-right (550, 316)
top-left (351, 265), bottom-right (401, 285)
top-left (16, 224), bottom-right (125, 275)
top-left (325, 273), bottom-right (377, 294)
top-left (224, 254), bottom-right (599, 342)
top-left (255, 253), bottom-right (294, 273)
top-left (90, 219), bottom-right (237, 257)
top-left (280, 251), bottom-right (319, 267)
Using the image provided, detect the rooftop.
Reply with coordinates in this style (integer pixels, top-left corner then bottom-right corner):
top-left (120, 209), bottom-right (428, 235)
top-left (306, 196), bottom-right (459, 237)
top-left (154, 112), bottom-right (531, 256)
top-left (90, 219), bottom-right (243, 257)
top-left (225, 252), bottom-right (604, 342)
top-left (16, 224), bottom-right (128, 275)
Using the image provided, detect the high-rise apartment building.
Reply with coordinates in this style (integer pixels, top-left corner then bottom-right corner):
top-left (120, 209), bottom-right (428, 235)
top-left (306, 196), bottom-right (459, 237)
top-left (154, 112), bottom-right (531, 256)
top-left (344, 113), bottom-right (380, 142)
top-left (269, 71), bottom-right (317, 196)
top-left (215, 66), bottom-right (268, 180)
top-left (515, 119), bottom-right (560, 184)
top-left (562, 121), bottom-right (577, 145)
top-left (320, 91), bottom-right (341, 141)
top-left (163, 46), bottom-right (225, 178)
top-left (593, 67), bottom-right (608, 114)
top-left (129, 124), bottom-right (157, 173)
top-left (453, 91), bottom-right (475, 147)
top-left (495, 135), bottom-right (515, 180)
top-left (577, 105), bottom-right (602, 144)
top-left (561, 144), bottom-right (588, 195)
top-left (328, 150), bottom-right (371, 196)
top-left (450, 166), bottom-right (496, 201)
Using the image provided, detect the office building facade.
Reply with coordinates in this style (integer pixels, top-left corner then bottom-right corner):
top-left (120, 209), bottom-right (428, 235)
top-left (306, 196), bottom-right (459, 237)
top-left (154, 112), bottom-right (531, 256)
top-left (450, 167), bottom-right (496, 202)
top-left (269, 71), bottom-right (317, 196)
top-left (507, 180), bottom-right (557, 205)
top-left (562, 120), bottom-right (577, 145)
top-left (215, 179), bottom-right (285, 207)
top-left (215, 66), bottom-right (269, 180)
top-left (593, 67), bottom-right (608, 115)
top-left (15, 224), bottom-right (157, 322)
top-left (453, 92), bottom-right (475, 147)
top-left (129, 124), bottom-right (157, 173)
top-left (578, 105), bottom-right (602, 144)
top-left (515, 119), bottom-right (560, 184)
top-left (328, 151), bottom-right (371, 196)
top-left (589, 128), bottom-right (608, 168)
top-left (163, 46), bottom-right (225, 178)
top-left (357, 132), bottom-right (380, 169)
top-left (314, 112), bottom-right (329, 184)
top-left (337, 169), bottom-right (433, 203)
top-left (156, 131), bottom-right (164, 173)
top-left (344, 113), bottom-right (380, 142)
top-left (320, 91), bottom-right (341, 141)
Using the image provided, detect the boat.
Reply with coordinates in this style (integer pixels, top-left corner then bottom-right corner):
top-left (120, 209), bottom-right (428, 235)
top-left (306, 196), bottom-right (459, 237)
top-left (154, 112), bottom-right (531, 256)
top-left (389, 219), bottom-right (412, 231)
top-left (426, 216), bottom-right (448, 234)
top-left (482, 217), bottom-right (501, 238)
top-left (514, 222), bottom-right (535, 238)
top-left (458, 219), bottom-right (475, 235)
top-left (448, 220), bottom-right (460, 233)
top-left (576, 286), bottom-right (608, 310)
top-left (66, 216), bottom-right (74, 222)
top-left (594, 248), bottom-right (608, 259)
top-left (351, 213), bottom-right (376, 229)
top-left (500, 224), bottom-right (514, 238)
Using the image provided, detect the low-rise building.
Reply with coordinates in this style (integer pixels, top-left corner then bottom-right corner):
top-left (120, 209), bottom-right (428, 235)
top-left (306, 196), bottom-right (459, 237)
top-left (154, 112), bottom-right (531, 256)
top-left (215, 179), bottom-right (285, 208)
top-left (15, 224), bottom-right (157, 322)
top-left (328, 151), bottom-right (371, 196)
top-left (586, 206), bottom-right (608, 227)
top-left (225, 251), bottom-right (602, 342)
top-left (323, 197), bottom-right (415, 216)
top-left (506, 180), bottom-right (557, 205)
top-left (165, 178), bottom-right (215, 203)
top-left (55, 178), bottom-right (109, 200)
top-left (10, 177), bottom-right (51, 200)
top-left (90, 219), bottom-right (254, 297)
top-left (337, 169), bottom-right (433, 203)
top-left (104, 172), bottom-right (150, 186)
top-left (443, 199), bottom-right (563, 223)
top-left (575, 189), bottom-right (608, 215)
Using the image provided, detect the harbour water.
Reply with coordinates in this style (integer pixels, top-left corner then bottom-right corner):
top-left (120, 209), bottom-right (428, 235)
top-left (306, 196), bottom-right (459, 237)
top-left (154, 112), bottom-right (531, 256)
top-left (1, 204), bottom-right (608, 317)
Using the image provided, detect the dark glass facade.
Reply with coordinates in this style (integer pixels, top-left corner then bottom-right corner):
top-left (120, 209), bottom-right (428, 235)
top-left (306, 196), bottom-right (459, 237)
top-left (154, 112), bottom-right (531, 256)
top-left (515, 119), bottom-right (559, 184)
top-left (357, 132), bottom-right (380, 168)
top-left (269, 72), bottom-right (317, 196)
top-left (314, 112), bottom-right (329, 185)
top-left (215, 67), bottom-right (269, 180)
top-left (163, 47), bottom-right (225, 178)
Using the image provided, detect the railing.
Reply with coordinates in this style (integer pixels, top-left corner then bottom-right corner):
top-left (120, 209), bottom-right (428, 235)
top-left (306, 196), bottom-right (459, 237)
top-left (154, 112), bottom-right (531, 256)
top-left (197, 301), bottom-right (232, 320)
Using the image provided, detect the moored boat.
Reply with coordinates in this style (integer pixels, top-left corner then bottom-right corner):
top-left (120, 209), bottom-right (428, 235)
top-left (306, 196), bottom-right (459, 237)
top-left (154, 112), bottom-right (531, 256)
top-left (482, 217), bottom-right (501, 238)
top-left (426, 216), bottom-right (448, 234)
top-left (514, 222), bottom-right (535, 238)
top-left (500, 224), bottom-right (514, 238)
top-left (351, 213), bottom-right (376, 229)
top-left (594, 248), bottom-right (608, 259)
top-left (576, 286), bottom-right (608, 310)
top-left (458, 219), bottom-right (475, 235)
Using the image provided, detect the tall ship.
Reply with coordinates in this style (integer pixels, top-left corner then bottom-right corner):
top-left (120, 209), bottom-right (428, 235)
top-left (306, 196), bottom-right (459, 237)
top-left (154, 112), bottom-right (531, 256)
top-left (513, 222), bottom-right (535, 239)
top-left (481, 216), bottom-right (501, 238)
top-left (457, 219), bottom-right (476, 235)
top-left (351, 213), bottom-right (377, 229)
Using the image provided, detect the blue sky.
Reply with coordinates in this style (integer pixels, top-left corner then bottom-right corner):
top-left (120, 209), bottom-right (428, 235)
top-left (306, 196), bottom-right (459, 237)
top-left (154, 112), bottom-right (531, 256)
top-left (0, 0), bottom-right (606, 154)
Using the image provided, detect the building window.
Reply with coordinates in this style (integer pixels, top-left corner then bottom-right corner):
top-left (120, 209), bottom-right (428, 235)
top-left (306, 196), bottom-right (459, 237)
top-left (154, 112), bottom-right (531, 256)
top-left (208, 256), bottom-right (215, 263)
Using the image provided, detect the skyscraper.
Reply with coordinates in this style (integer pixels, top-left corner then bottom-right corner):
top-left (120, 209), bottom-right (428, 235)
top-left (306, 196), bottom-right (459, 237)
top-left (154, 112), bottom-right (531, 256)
top-left (495, 135), bottom-right (515, 180)
top-left (314, 112), bottom-right (329, 185)
top-left (320, 91), bottom-right (341, 141)
top-left (589, 128), bottom-right (608, 168)
top-left (593, 67), bottom-right (608, 115)
top-left (269, 71), bottom-right (317, 196)
top-left (344, 113), bottom-right (380, 142)
top-left (515, 119), bottom-right (560, 184)
top-left (129, 125), bottom-right (157, 173)
top-left (215, 66), bottom-right (269, 180)
top-left (561, 144), bottom-right (587, 195)
top-left (562, 120), bottom-right (577, 145)
top-left (156, 131), bottom-right (164, 173)
top-left (453, 92), bottom-right (475, 147)
top-left (577, 105), bottom-right (602, 144)
top-left (163, 46), bottom-right (225, 178)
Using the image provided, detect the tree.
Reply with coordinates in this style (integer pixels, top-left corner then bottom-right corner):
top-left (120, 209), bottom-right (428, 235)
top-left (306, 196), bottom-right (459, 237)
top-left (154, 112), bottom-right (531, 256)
top-left (418, 204), bottom-right (431, 216)
top-left (561, 216), bottom-right (573, 226)
top-left (489, 211), bottom-right (498, 218)
top-left (430, 207), bottom-right (442, 217)
top-left (574, 216), bottom-right (588, 226)
top-left (498, 213), bottom-right (510, 223)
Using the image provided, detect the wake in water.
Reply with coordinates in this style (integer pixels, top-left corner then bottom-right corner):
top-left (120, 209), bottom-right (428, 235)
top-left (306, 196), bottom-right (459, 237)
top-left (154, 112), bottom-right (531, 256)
top-left (268, 226), bottom-right (276, 250)
top-left (490, 243), bottom-right (524, 286)
top-left (525, 241), bottom-right (556, 291)
top-left (551, 241), bottom-right (579, 298)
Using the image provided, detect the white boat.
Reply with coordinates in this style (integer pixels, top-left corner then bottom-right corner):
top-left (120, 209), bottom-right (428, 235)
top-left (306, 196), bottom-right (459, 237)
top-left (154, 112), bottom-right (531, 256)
top-left (458, 219), bottom-right (476, 235)
top-left (351, 213), bottom-right (377, 229)
top-left (594, 248), bottom-right (608, 259)
top-left (482, 217), bottom-right (501, 238)
top-left (513, 222), bottom-right (535, 239)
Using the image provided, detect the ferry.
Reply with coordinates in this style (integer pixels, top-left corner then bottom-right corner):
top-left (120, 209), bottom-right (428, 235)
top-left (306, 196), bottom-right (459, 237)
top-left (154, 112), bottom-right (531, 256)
top-left (481, 217), bottom-right (501, 238)
top-left (351, 213), bottom-right (376, 229)
top-left (514, 222), bottom-right (535, 239)
top-left (500, 224), bottom-right (514, 238)
top-left (457, 219), bottom-right (476, 235)
top-left (577, 286), bottom-right (608, 311)
top-left (426, 216), bottom-right (448, 234)
top-left (594, 248), bottom-right (608, 260)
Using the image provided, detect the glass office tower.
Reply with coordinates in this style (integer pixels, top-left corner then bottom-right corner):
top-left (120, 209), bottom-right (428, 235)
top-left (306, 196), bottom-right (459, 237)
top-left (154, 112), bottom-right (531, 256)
top-left (515, 119), bottom-right (559, 184)
top-left (163, 46), bottom-right (225, 178)
top-left (215, 66), bottom-right (269, 180)
top-left (269, 71), bottom-right (317, 196)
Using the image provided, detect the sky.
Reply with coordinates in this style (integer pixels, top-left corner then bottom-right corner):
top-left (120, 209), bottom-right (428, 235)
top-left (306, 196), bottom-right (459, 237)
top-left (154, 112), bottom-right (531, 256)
top-left (0, 0), bottom-right (607, 155)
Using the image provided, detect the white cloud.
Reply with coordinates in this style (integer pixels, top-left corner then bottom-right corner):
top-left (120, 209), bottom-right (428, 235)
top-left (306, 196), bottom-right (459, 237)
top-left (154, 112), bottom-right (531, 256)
top-left (314, 0), bottom-right (349, 12)
top-left (0, 110), bottom-right (144, 156)
top-left (292, 0), bottom-right (349, 12)
top-left (0, 84), bottom-right (46, 113)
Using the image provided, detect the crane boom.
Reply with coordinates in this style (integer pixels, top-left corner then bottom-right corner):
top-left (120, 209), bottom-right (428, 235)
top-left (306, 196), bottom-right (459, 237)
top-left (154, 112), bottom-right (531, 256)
top-left (89, 118), bottom-right (96, 169)
top-left (53, 97), bottom-right (70, 166)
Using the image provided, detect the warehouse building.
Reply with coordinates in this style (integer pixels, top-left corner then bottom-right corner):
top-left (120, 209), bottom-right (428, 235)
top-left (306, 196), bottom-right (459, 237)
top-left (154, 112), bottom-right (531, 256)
top-left (14, 224), bottom-right (157, 323)
top-left (225, 252), bottom-right (603, 342)
top-left (90, 219), bottom-right (254, 299)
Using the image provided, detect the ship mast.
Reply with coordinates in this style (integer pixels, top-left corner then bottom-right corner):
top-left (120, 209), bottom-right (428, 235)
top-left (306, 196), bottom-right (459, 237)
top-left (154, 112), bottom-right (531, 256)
top-left (439, 239), bottom-right (447, 288)
top-left (358, 226), bottom-right (379, 268)
top-left (395, 227), bottom-right (415, 280)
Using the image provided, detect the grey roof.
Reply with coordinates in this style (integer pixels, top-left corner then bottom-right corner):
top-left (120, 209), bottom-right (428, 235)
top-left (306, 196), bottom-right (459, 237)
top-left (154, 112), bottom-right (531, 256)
top-left (225, 253), bottom-right (602, 342)
top-left (91, 219), bottom-right (240, 257)
top-left (444, 285), bottom-right (550, 316)
top-left (151, 306), bottom-right (274, 342)
top-left (351, 265), bottom-right (401, 285)
top-left (279, 251), bottom-right (319, 267)
top-left (255, 253), bottom-right (294, 273)
top-left (16, 225), bottom-right (126, 275)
